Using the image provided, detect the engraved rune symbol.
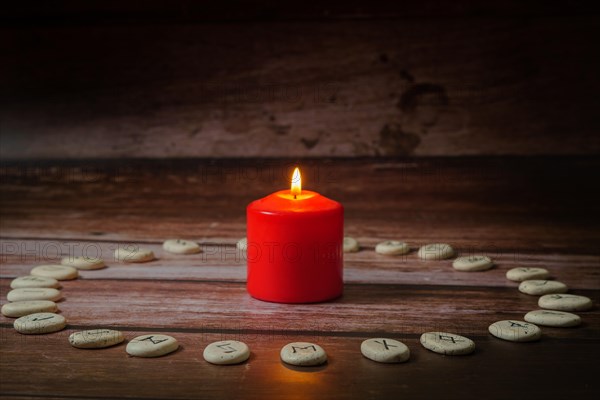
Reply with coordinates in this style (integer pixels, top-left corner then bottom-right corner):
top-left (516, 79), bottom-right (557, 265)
top-left (32, 316), bottom-right (54, 322)
top-left (139, 336), bottom-right (168, 345)
top-left (374, 340), bottom-right (398, 350)
top-left (509, 321), bottom-right (527, 328)
top-left (292, 345), bottom-right (316, 353)
top-left (550, 295), bottom-right (563, 299)
top-left (217, 343), bottom-right (238, 353)
top-left (439, 335), bottom-right (463, 343)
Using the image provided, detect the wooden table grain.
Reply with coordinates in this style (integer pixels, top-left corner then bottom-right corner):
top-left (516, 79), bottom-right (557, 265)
top-left (1, 158), bottom-right (599, 399)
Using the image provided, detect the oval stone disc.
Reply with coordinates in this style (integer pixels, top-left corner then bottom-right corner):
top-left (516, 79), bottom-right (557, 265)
top-left (538, 294), bottom-right (593, 312)
top-left (10, 276), bottom-right (59, 289)
top-left (203, 340), bottom-right (250, 365)
top-left (375, 241), bottom-right (410, 256)
top-left (280, 342), bottom-right (327, 366)
top-left (420, 332), bottom-right (475, 355)
top-left (69, 329), bottom-right (125, 349)
top-left (361, 338), bottom-right (410, 363)
top-left (488, 320), bottom-right (541, 342)
top-left (524, 310), bottom-right (581, 328)
top-left (418, 243), bottom-right (455, 260)
top-left (14, 312), bottom-right (66, 334)
top-left (126, 334), bottom-right (179, 357)
top-left (30, 265), bottom-right (78, 281)
top-left (1, 301), bottom-right (58, 318)
top-left (506, 267), bottom-right (549, 282)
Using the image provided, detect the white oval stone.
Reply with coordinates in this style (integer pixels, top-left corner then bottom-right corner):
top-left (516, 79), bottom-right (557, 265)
top-left (452, 255), bottom-right (494, 272)
top-left (114, 246), bottom-right (155, 263)
top-left (420, 332), bottom-right (475, 355)
top-left (418, 243), bottom-right (455, 260)
top-left (203, 340), bottom-right (250, 365)
top-left (343, 237), bottom-right (359, 253)
top-left (7, 288), bottom-right (62, 302)
top-left (506, 267), bottom-right (549, 282)
top-left (14, 312), bottom-right (66, 334)
top-left (10, 275), bottom-right (59, 289)
top-left (524, 310), bottom-right (581, 328)
top-left (61, 256), bottom-right (105, 270)
top-left (280, 342), bottom-right (327, 366)
top-left (69, 329), bottom-right (125, 349)
top-left (30, 264), bottom-right (78, 281)
top-left (236, 238), bottom-right (247, 251)
top-left (375, 241), bottom-right (410, 256)
top-left (162, 239), bottom-right (201, 255)
top-left (126, 334), bottom-right (179, 357)
top-left (361, 338), bottom-right (410, 363)
top-left (488, 320), bottom-right (541, 342)
top-left (518, 280), bottom-right (568, 296)
top-left (538, 294), bottom-right (593, 312)
top-left (1, 300), bottom-right (58, 318)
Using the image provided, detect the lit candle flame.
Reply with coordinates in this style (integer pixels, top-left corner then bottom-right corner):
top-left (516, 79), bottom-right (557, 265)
top-left (291, 167), bottom-right (301, 198)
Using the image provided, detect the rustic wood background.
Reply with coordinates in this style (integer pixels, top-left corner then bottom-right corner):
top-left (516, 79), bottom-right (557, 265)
top-left (1, 1), bottom-right (600, 158)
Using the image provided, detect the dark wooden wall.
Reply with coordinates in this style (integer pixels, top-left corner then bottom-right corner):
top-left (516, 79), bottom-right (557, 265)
top-left (1, 1), bottom-right (599, 159)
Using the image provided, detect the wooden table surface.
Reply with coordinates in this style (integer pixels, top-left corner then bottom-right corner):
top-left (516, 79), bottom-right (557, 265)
top-left (1, 157), bottom-right (599, 399)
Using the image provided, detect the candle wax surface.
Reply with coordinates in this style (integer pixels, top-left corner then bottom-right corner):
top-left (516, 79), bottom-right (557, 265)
top-left (246, 189), bottom-right (343, 303)
top-left (249, 190), bottom-right (341, 213)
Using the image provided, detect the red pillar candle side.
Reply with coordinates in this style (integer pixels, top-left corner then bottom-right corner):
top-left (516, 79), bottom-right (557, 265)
top-left (246, 189), bottom-right (343, 303)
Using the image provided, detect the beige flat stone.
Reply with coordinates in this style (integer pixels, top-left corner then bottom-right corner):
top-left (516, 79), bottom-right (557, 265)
top-left (488, 320), bottom-right (541, 342)
top-left (126, 334), bottom-right (179, 357)
top-left (452, 255), bottom-right (494, 272)
top-left (203, 340), bottom-right (250, 365)
top-left (69, 329), bottom-right (125, 349)
top-left (14, 312), bottom-right (66, 334)
top-left (114, 246), bottom-right (155, 263)
top-left (30, 265), bottom-right (78, 281)
top-left (10, 276), bottom-right (59, 289)
top-left (361, 338), bottom-right (410, 363)
top-left (1, 300), bottom-right (58, 318)
top-left (7, 288), bottom-right (62, 302)
top-left (418, 243), bottom-right (455, 260)
top-left (506, 267), bottom-right (549, 282)
top-left (162, 239), bottom-right (201, 255)
top-left (538, 294), bottom-right (593, 312)
top-left (420, 332), bottom-right (475, 355)
top-left (236, 238), bottom-right (247, 251)
top-left (61, 256), bottom-right (105, 270)
top-left (280, 342), bottom-right (327, 366)
top-left (375, 241), bottom-right (410, 256)
top-left (518, 280), bottom-right (568, 296)
top-left (343, 237), bottom-right (359, 253)
top-left (524, 310), bottom-right (581, 327)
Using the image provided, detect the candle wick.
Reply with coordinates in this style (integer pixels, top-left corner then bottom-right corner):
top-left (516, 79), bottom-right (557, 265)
top-left (294, 195), bottom-right (297, 200)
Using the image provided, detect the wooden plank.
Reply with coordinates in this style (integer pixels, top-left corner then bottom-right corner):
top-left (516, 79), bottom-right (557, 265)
top-left (1, 328), bottom-right (599, 399)
top-left (1, 16), bottom-right (599, 158)
top-left (1, 239), bottom-right (599, 289)
top-left (1, 279), bottom-right (598, 338)
top-left (2, 158), bottom-right (599, 249)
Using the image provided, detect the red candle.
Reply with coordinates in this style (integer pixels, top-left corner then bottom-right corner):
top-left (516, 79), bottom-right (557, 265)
top-left (246, 168), bottom-right (343, 303)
